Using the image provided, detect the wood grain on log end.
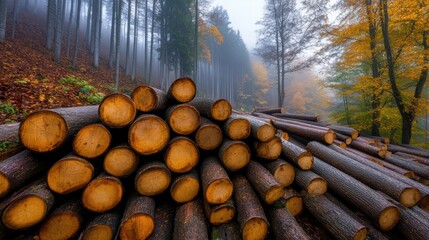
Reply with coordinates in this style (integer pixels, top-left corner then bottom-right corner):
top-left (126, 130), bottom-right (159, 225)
top-left (103, 145), bottom-right (138, 177)
top-left (206, 179), bottom-right (233, 205)
top-left (225, 118), bottom-right (251, 140)
top-left (219, 141), bottom-right (251, 171)
top-left (211, 99), bottom-right (232, 121)
top-left (265, 186), bottom-right (286, 205)
top-left (82, 175), bottom-right (123, 213)
top-left (196, 123), bottom-right (222, 150)
top-left (39, 212), bottom-right (81, 240)
top-left (307, 177), bottom-right (327, 195)
top-left (99, 93), bottom-right (136, 128)
top-left (135, 162), bottom-right (171, 196)
top-left (204, 199), bottom-right (236, 226)
top-left (0, 172), bottom-right (10, 197)
top-left (73, 123), bottom-right (111, 159)
top-left (272, 162), bottom-right (295, 187)
top-left (170, 171), bottom-right (200, 203)
top-left (164, 137), bottom-right (199, 173)
top-left (131, 85), bottom-right (162, 112)
top-left (257, 124), bottom-right (275, 143)
top-left (242, 218), bottom-right (268, 240)
top-left (378, 206), bottom-right (400, 231)
top-left (120, 214), bottom-right (155, 240)
top-left (168, 77), bottom-right (196, 103)
top-left (81, 225), bottom-right (113, 240)
top-left (128, 115), bottom-right (170, 155)
top-left (283, 190), bottom-right (303, 216)
top-left (399, 187), bottom-right (422, 207)
top-left (297, 152), bottom-right (314, 170)
top-left (324, 131), bottom-right (335, 144)
top-left (167, 104), bottom-right (200, 135)
top-left (254, 137), bottom-right (282, 160)
top-left (2, 196), bottom-right (48, 230)
top-left (276, 129), bottom-right (289, 141)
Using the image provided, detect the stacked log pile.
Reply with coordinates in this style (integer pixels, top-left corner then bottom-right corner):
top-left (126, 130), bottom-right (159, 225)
top-left (0, 77), bottom-right (428, 239)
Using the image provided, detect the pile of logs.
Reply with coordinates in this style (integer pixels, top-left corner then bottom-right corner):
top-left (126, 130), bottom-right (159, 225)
top-left (0, 77), bottom-right (428, 240)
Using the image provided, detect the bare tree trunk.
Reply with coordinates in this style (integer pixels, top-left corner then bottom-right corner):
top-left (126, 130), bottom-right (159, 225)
top-left (109, 0), bottom-right (116, 68)
top-left (66, 0), bottom-right (75, 57)
top-left (131, 0), bottom-right (138, 81)
top-left (72, 0), bottom-right (81, 66)
top-left (11, 0), bottom-right (19, 40)
top-left (144, 0), bottom-right (149, 80)
top-left (46, 0), bottom-right (56, 49)
top-left (148, 0), bottom-right (157, 84)
top-left (193, 0), bottom-right (198, 82)
top-left (92, 0), bottom-right (101, 68)
top-left (0, 0), bottom-right (6, 42)
top-left (85, 0), bottom-right (92, 48)
top-left (53, 0), bottom-right (65, 62)
top-left (125, 0), bottom-right (131, 75)
top-left (115, 0), bottom-right (123, 91)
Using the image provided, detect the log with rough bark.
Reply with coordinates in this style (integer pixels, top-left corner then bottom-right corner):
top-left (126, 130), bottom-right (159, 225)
top-left (336, 133), bottom-right (352, 145)
top-left (263, 159), bottom-right (295, 187)
top-left (253, 107), bottom-right (285, 114)
top-left (189, 97), bottom-right (232, 122)
top-left (218, 139), bottom-right (251, 171)
top-left (119, 194), bottom-right (156, 240)
top-left (333, 140), bottom-right (347, 149)
top-left (308, 142), bottom-right (421, 207)
top-left (82, 173), bottom-right (123, 213)
top-left (103, 144), bottom-right (138, 178)
top-left (232, 174), bottom-right (268, 240)
top-left (204, 198), bottom-right (236, 226)
top-left (245, 160), bottom-right (285, 205)
top-left (98, 93), bottom-right (136, 128)
top-left (0, 122), bottom-right (21, 161)
top-left (148, 199), bottom-right (175, 240)
top-left (173, 199), bottom-right (209, 240)
top-left (19, 105), bottom-right (99, 153)
top-left (38, 198), bottom-right (82, 240)
top-left (236, 114), bottom-right (275, 142)
top-left (388, 144), bottom-right (429, 158)
top-left (294, 168), bottom-right (327, 196)
top-left (396, 152), bottom-right (429, 166)
top-left (272, 113), bottom-right (320, 122)
top-left (281, 138), bottom-right (313, 170)
top-left (254, 136), bottom-right (282, 160)
top-left (131, 85), bottom-right (168, 112)
top-left (276, 129), bottom-right (289, 141)
top-left (201, 156), bottom-right (233, 205)
top-left (78, 210), bottom-right (121, 240)
top-left (72, 123), bottom-right (111, 159)
top-left (330, 125), bottom-right (359, 139)
top-left (302, 192), bottom-right (367, 240)
top-left (0, 180), bottom-right (55, 230)
top-left (128, 114), bottom-right (170, 155)
top-left (170, 169), bottom-right (200, 203)
top-left (164, 136), bottom-right (199, 173)
top-left (349, 139), bottom-right (386, 158)
top-left (167, 77), bottom-right (197, 103)
top-left (383, 155), bottom-right (429, 179)
top-left (47, 154), bottom-right (94, 194)
top-left (274, 188), bottom-right (303, 217)
top-left (267, 207), bottom-right (311, 240)
top-left (273, 120), bottom-right (335, 144)
top-left (210, 221), bottom-right (241, 240)
top-left (223, 113), bottom-right (251, 140)
top-left (165, 104), bottom-right (200, 135)
top-left (195, 117), bottom-right (223, 150)
top-left (135, 161), bottom-right (171, 196)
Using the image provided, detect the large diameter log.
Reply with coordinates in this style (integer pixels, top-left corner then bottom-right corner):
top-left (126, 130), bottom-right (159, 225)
top-left (119, 194), bottom-right (155, 240)
top-left (273, 120), bottom-right (335, 144)
top-left (82, 173), bottom-right (123, 213)
top-left (98, 93), bottom-right (136, 128)
top-left (39, 198), bottom-right (82, 240)
top-left (349, 139), bottom-right (386, 158)
top-left (148, 200), bottom-right (175, 240)
top-left (281, 138), bottom-right (313, 170)
top-left (330, 125), bottom-right (359, 139)
top-left (201, 156), bottom-right (233, 204)
top-left (272, 113), bottom-right (320, 122)
top-left (1, 180), bottom-right (55, 230)
top-left (263, 159), bottom-right (295, 187)
top-left (388, 144), bottom-right (429, 158)
top-left (47, 154), bottom-right (94, 194)
top-left (267, 207), bottom-right (311, 240)
top-left (303, 147), bottom-right (400, 231)
top-left (307, 142), bottom-right (421, 207)
top-left (128, 114), bottom-right (170, 155)
top-left (384, 155), bottom-right (429, 179)
top-left (165, 104), bottom-right (200, 135)
top-left (204, 198), bottom-right (236, 226)
top-left (210, 221), bottom-right (241, 240)
top-left (237, 114), bottom-right (275, 142)
top-left (167, 77), bottom-right (196, 103)
top-left (274, 188), bottom-right (303, 217)
top-left (295, 168), bottom-right (327, 195)
top-left (164, 136), bottom-right (199, 173)
top-left (195, 117), bottom-right (223, 150)
top-left (79, 211), bottom-right (121, 240)
top-left (73, 123), bottom-right (111, 159)
top-left (254, 136), bottom-right (282, 160)
top-left (19, 105), bottom-right (99, 153)
top-left (232, 174), bottom-right (268, 240)
top-left (103, 144), bottom-right (138, 178)
top-left (173, 199), bottom-right (209, 240)
top-left (302, 192), bottom-right (367, 240)
top-left (223, 114), bottom-right (251, 140)
top-left (218, 140), bottom-right (251, 171)
top-left (135, 161), bottom-right (171, 196)
top-left (188, 97), bottom-right (232, 121)
top-left (170, 170), bottom-right (200, 203)
top-left (131, 85), bottom-right (168, 112)
top-left (245, 161), bottom-right (285, 204)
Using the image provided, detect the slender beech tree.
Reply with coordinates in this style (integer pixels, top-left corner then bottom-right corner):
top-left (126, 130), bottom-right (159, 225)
top-left (0, 0), bottom-right (6, 43)
top-left (115, 0), bottom-right (123, 90)
top-left (131, 0), bottom-right (138, 81)
top-left (109, 0), bottom-right (116, 68)
top-left (66, 0), bottom-right (75, 57)
top-left (72, 0), bottom-right (82, 66)
top-left (125, 0), bottom-right (131, 74)
top-left (46, 0), bottom-right (56, 49)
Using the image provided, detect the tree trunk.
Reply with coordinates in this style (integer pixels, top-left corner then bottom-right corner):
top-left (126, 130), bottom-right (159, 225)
top-left (218, 140), bottom-right (251, 172)
top-left (204, 198), bottom-right (236, 226)
top-left (53, 0), bottom-right (64, 62)
top-left (82, 173), bottom-right (123, 213)
top-left (200, 156), bottom-right (233, 205)
top-left (148, 199), bottom-right (175, 240)
top-left (173, 199), bottom-right (209, 240)
top-left (66, 0), bottom-right (75, 57)
top-left (0, 0), bottom-right (7, 42)
top-left (329, 125), bottom-right (360, 139)
top-left (103, 144), bottom-right (138, 178)
top-left (165, 104), bottom-right (200, 135)
top-left (108, 0), bottom-right (116, 68)
top-left (72, 123), bottom-right (111, 159)
top-left (79, 211), bottom-right (121, 240)
top-left (281, 138), bottom-right (314, 170)
top-left (195, 117), bottom-right (223, 150)
top-left (131, 0), bottom-right (138, 81)
top-left (295, 168), bottom-right (327, 196)
top-left (254, 136), bottom-right (282, 160)
top-left (46, 0), bottom-right (56, 48)
top-left (144, 0), bottom-right (148, 80)
top-left (72, 0), bottom-right (81, 66)
top-left (92, 0), bottom-right (101, 68)
top-left (164, 136), bottom-right (199, 173)
top-left (11, 0), bottom-right (19, 39)
top-left (114, 0), bottom-right (122, 90)
top-left (170, 169), bottom-right (200, 203)
top-left (223, 114), bottom-right (251, 140)
top-left (148, 0), bottom-right (156, 84)
top-left (135, 161), bottom-right (171, 196)
top-left (384, 155), bottom-right (429, 179)
top-left (236, 114), bottom-right (275, 142)
top-left (267, 207), bottom-right (311, 240)
top-left (273, 120), bottom-right (335, 144)
top-left (272, 113), bottom-right (320, 122)
top-left (125, 0), bottom-right (131, 74)
top-left (99, 93), bottom-right (137, 128)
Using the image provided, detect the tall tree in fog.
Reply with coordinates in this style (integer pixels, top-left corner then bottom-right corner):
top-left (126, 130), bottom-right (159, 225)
top-left (46, 0), bottom-right (56, 49)
top-left (144, 0), bottom-right (149, 80)
top-left (0, 0), bottom-right (6, 42)
top-left (73, 0), bottom-right (82, 66)
top-left (125, 0), bottom-right (131, 74)
top-left (131, 0), bottom-right (139, 81)
top-left (53, 0), bottom-right (65, 62)
top-left (92, 0), bottom-right (101, 68)
top-left (66, 0), bottom-right (75, 57)
top-left (148, 0), bottom-right (157, 84)
top-left (109, 0), bottom-right (116, 68)
top-left (115, 0), bottom-right (123, 90)
top-left (12, 0), bottom-right (20, 39)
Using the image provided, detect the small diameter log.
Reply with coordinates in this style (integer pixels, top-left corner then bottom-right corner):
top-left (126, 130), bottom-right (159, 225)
top-left (330, 125), bottom-right (360, 139)
top-left (82, 173), bottom-right (123, 213)
top-left (1, 180), bottom-right (55, 230)
top-left (237, 114), bottom-right (275, 142)
top-left (275, 188), bottom-right (303, 217)
top-left (388, 144), bottom-right (429, 158)
top-left (79, 211), bottom-right (121, 240)
top-left (103, 144), bottom-right (138, 178)
top-left (334, 140), bottom-right (347, 149)
top-left (308, 142), bottom-right (421, 208)
top-left (164, 136), bottom-right (199, 173)
top-left (19, 105), bottom-right (99, 153)
top-left (173, 199), bottom-right (209, 240)
top-left (39, 198), bottom-right (83, 240)
top-left (170, 170), bottom-right (200, 203)
top-left (302, 192), bottom-right (367, 240)
top-left (167, 77), bottom-right (197, 103)
top-left (119, 194), bottom-right (156, 240)
top-left (350, 139), bottom-right (386, 158)
top-left (135, 161), bottom-right (171, 196)
top-left (253, 107), bottom-right (285, 114)
top-left (73, 123), bottom-right (111, 159)
top-left (267, 207), bottom-right (311, 240)
top-left (232, 174), bottom-right (269, 240)
top-left (384, 155), bottom-right (429, 179)
top-left (245, 161), bottom-right (285, 205)
top-left (201, 156), bottom-right (233, 204)
top-left (273, 120), bottom-right (335, 144)
top-left (276, 129), bottom-right (289, 141)
top-left (188, 97), bottom-right (232, 121)
top-left (272, 113), bottom-right (320, 122)
top-left (336, 133), bottom-right (352, 145)
top-left (47, 154), bottom-right (94, 194)
top-left (254, 136), bottom-right (282, 160)
top-left (396, 152), bottom-right (429, 166)
top-left (263, 159), bottom-right (295, 187)
top-left (281, 138), bottom-right (313, 170)
top-left (195, 117), bottom-right (223, 150)
top-left (223, 113), bottom-right (251, 140)
top-left (98, 93), bottom-right (136, 128)
top-left (210, 221), bottom-right (241, 240)
top-left (204, 198), bottom-right (236, 226)
top-left (148, 200), bottom-right (175, 240)
top-left (218, 140), bottom-right (251, 171)
top-left (131, 85), bottom-right (168, 112)
top-left (165, 104), bottom-right (200, 135)
top-left (294, 168), bottom-right (327, 196)
top-left (128, 114), bottom-right (170, 155)
top-left (0, 122), bottom-right (19, 143)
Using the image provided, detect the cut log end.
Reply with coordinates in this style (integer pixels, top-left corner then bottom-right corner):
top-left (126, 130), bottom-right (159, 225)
top-left (19, 110), bottom-right (67, 153)
top-left (81, 225), bottom-right (113, 240)
top-left (354, 228), bottom-right (368, 240)
top-left (419, 196), bottom-right (429, 212)
top-left (399, 187), bottom-right (422, 207)
top-left (168, 105), bottom-right (200, 135)
top-left (273, 163), bottom-right (295, 187)
top-left (286, 196), bottom-right (303, 217)
top-left (170, 77), bottom-right (196, 103)
top-left (227, 118), bottom-right (251, 140)
top-left (324, 132), bottom-right (335, 144)
top-left (165, 138), bottom-right (199, 173)
top-left (351, 130), bottom-right (359, 140)
top-left (196, 124), bottom-right (222, 150)
top-left (104, 147), bottom-right (138, 177)
top-left (378, 206), bottom-right (400, 231)
top-left (378, 150), bottom-right (387, 158)
top-left (39, 213), bottom-right (81, 240)
top-left (129, 115), bottom-right (170, 155)
top-left (0, 173), bottom-right (10, 198)
top-left (120, 214), bottom-right (155, 240)
top-left (256, 124), bottom-right (275, 142)
top-left (209, 205), bottom-right (235, 226)
top-left (242, 218), bottom-right (268, 240)
top-left (73, 124), bottom-right (111, 159)
top-left (211, 99), bottom-right (232, 121)
top-left (255, 137), bottom-right (282, 160)
top-left (135, 168), bottom-right (171, 196)
top-left (265, 186), bottom-right (286, 205)
top-left (206, 179), bottom-right (233, 205)
top-left (82, 178), bottom-right (123, 213)
top-left (221, 143), bottom-right (251, 171)
top-left (307, 178), bottom-right (327, 196)
top-left (171, 177), bottom-right (200, 203)
top-left (297, 153), bottom-right (314, 170)
top-left (3, 195), bottom-right (48, 230)
top-left (99, 93), bottom-right (136, 128)
top-left (131, 86), bottom-right (157, 112)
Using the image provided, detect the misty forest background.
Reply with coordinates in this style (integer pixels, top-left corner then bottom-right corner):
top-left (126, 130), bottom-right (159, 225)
top-left (0, 0), bottom-right (428, 148)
